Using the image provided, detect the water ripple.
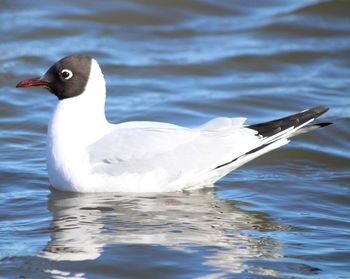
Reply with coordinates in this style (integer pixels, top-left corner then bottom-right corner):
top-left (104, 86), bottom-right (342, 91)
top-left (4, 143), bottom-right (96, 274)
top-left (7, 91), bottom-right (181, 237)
top-left (1, 0), bottom-right (349, 278)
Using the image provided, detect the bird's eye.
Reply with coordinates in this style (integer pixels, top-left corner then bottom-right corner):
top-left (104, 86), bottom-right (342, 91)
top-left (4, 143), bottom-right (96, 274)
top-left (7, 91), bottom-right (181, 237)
top-left (60, 69), bottom-right (73, 80)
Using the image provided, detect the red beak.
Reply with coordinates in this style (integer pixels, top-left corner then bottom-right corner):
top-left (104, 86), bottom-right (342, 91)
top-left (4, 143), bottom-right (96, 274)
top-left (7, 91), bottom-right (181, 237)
top-left (16, 77), bottom-right (49, 88)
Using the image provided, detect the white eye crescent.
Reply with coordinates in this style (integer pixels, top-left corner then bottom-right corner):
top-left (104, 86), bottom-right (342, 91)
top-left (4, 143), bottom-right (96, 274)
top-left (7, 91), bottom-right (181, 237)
top-left (61, 69), bottom-right (73, 80)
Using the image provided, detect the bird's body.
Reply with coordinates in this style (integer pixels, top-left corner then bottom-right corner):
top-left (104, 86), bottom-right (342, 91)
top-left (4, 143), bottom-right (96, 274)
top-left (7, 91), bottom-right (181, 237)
top-left (16, 55), bottom-right (331, 193)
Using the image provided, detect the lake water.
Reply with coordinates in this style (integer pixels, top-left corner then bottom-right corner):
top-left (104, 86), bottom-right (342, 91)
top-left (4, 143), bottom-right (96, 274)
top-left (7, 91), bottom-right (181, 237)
top-left (0, 0), bottom-right (349, 278)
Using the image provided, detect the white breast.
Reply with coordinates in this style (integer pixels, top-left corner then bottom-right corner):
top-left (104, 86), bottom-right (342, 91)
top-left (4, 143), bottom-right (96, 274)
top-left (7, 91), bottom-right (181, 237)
top-left (46, 59), bottom-right (112, 191)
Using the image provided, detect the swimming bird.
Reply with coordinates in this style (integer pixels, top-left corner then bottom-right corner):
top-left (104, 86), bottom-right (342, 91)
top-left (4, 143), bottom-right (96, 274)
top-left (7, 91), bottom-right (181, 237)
top-left (16, 55), bottom-right (331, 192)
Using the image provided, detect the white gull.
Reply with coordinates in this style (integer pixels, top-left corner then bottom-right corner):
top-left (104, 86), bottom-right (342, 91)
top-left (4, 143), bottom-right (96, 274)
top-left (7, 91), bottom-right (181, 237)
top-left (16, 55), bottom-right (331, 192)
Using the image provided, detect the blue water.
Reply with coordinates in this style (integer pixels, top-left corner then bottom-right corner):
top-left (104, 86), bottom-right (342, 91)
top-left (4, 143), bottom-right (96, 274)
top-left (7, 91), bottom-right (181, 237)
top-left (1, 0), bottom-right (349, 278)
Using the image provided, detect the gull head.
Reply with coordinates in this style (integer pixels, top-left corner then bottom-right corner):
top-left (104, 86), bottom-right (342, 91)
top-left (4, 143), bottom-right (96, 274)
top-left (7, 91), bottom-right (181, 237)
top-left (16, 55), bottom-right (105, 101)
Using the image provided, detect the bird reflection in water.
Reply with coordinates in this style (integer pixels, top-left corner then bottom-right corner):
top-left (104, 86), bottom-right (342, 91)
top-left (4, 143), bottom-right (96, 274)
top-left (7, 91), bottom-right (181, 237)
top-left (39, 187), bottom-right (292, 276)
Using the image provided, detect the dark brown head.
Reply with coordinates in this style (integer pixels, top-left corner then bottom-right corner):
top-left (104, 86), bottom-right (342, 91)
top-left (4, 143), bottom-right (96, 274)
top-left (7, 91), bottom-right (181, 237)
top-left (16, 55), bottom-right (92, 100)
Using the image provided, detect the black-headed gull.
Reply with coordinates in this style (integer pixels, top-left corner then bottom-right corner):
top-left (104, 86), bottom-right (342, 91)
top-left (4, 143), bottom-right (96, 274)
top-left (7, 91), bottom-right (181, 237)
top-left (16, 55), bottom-right (331, 192)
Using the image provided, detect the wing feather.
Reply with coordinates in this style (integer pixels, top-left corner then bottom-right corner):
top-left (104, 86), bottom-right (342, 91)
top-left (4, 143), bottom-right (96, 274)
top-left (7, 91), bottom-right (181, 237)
top-left (87, 118), bottom-right (260, 177)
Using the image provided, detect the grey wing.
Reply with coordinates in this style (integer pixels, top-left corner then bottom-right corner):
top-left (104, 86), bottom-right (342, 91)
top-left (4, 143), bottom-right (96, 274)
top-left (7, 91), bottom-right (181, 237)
top-left (87, 119), bottom-right (260, 176)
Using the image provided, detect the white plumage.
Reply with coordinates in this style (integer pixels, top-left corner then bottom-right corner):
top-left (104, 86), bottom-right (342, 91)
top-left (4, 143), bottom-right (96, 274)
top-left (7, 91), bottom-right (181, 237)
top-left (18, 56), bottom-right (330, 193)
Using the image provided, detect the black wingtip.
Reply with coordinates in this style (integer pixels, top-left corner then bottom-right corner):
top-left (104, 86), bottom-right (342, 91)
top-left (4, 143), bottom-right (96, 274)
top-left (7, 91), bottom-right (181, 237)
top-left (214, 106), bottom-right (331, 171)
top-left (248, 105), bottom-right (331, 138)
top-left (308, 105), bottom-right (329, 118)
top-left (314, 122), bottom-right (333, 128)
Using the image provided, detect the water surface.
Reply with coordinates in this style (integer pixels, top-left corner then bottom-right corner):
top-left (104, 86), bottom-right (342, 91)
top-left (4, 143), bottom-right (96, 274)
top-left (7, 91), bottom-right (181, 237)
top-left (0, 0), bottom-right (349, 278)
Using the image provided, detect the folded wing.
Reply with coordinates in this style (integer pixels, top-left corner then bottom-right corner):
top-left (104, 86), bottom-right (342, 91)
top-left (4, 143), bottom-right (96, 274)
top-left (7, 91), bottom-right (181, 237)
top-left (87, 106), bottom-right (330, 189)
top-left (87, 118), bottom-right (260, 178)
